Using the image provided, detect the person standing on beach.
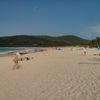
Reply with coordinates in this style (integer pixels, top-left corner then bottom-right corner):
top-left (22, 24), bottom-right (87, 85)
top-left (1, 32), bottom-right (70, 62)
top-left (70, 47), bottom-right (73, 51)
top-left (16, 52), bottom-right (22, 60)
top-left (83, 47), bottom-right (87, 55)
top-left (13, 53), bottom-right (19, 69)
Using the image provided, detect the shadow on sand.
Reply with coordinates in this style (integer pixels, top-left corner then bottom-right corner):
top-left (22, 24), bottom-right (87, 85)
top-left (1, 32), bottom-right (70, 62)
top-left (13, 65), bottom-right (21, 70)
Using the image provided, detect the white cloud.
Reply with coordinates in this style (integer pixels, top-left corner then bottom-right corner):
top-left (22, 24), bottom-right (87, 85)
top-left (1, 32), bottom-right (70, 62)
top-left (78, 24), bottom-right (100, 39)
top-left (90, 24), bottom-right (100, 33)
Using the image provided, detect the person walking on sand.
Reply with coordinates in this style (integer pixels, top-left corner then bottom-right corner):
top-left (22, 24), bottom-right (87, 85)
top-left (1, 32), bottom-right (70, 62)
top-left (13, 53), bottom-right (20, 69)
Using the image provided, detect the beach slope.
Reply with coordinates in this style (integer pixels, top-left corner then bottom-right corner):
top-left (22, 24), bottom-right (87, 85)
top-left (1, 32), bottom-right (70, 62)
top-left (0, 47), bottom-right (100, 100)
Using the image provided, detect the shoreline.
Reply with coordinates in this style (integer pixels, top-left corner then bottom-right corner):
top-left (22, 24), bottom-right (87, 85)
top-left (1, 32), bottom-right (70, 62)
top-left (0, 47), bottom-right (47, 57)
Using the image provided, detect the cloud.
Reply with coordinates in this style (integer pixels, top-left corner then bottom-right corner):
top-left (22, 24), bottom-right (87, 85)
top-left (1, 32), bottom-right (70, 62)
top-left (90, 24), bottom-right (100, 33)
top-left (78, 24), bottom-right (100, 39)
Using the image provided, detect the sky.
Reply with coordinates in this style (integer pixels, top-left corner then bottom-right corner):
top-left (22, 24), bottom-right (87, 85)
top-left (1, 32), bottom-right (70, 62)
top-left (0, 0), bottom-right (100, 39)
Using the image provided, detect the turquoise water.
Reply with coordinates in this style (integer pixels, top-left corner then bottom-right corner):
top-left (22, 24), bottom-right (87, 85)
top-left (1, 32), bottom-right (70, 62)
top-left (0, 48), bottom-right (19, 52)
top-left (0, 47), bottom-right (43, 56)
top-left (0, 47), bottom-right (41, 55)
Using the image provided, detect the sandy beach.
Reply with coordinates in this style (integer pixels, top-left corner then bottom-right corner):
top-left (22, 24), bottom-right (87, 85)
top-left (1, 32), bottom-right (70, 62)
top-left (0, 47), bottom-right (100, 100)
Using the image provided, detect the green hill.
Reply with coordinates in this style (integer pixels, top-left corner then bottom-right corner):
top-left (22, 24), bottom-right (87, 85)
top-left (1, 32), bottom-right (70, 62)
top-left (0, 35), bottom-right (89, 47)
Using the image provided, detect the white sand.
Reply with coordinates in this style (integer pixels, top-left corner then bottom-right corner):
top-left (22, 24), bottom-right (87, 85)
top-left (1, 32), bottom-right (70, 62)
top-left (0, 47), bottom-right (100, 100)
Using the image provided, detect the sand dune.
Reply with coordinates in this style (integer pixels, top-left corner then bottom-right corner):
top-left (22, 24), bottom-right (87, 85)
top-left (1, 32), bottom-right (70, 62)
top-left (0, 47), bottom-right (100, 100)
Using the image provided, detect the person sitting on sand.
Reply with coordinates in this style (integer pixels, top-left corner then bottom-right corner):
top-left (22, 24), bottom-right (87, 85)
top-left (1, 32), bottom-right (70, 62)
top-left (24, 56), bottom-right (34, 61)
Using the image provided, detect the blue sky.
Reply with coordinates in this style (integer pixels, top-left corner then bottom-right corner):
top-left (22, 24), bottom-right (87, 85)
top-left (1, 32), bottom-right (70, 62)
top-left (0, 0), bottom-right (100, 39)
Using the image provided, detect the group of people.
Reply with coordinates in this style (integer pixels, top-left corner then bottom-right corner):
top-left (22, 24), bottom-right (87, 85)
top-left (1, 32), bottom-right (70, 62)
top-left (13, 52), bottom-right (33, 69)
top-left (70, 47), bottom-right (87, 55)
top-left (13, 47), bottom-right (87, 69)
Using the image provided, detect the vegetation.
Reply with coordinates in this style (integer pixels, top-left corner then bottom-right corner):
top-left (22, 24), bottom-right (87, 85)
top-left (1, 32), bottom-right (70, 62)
top-left (89, 37), bottom-right (100, 48)
top-left (0, 35), bottom-right (89, 47)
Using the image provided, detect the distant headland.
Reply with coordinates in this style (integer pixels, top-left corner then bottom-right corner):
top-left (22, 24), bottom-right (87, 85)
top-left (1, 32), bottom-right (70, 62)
top-left (0, 35), bottom-right (98, 47)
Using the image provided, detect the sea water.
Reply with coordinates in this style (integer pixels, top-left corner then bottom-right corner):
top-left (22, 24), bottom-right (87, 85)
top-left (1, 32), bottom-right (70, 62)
top-left (0, 47), bottom-right (20, 55)
top-left (0, 47), bottom-right (44, 56)
top-left (0, 47), bottom-right (19, 52)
